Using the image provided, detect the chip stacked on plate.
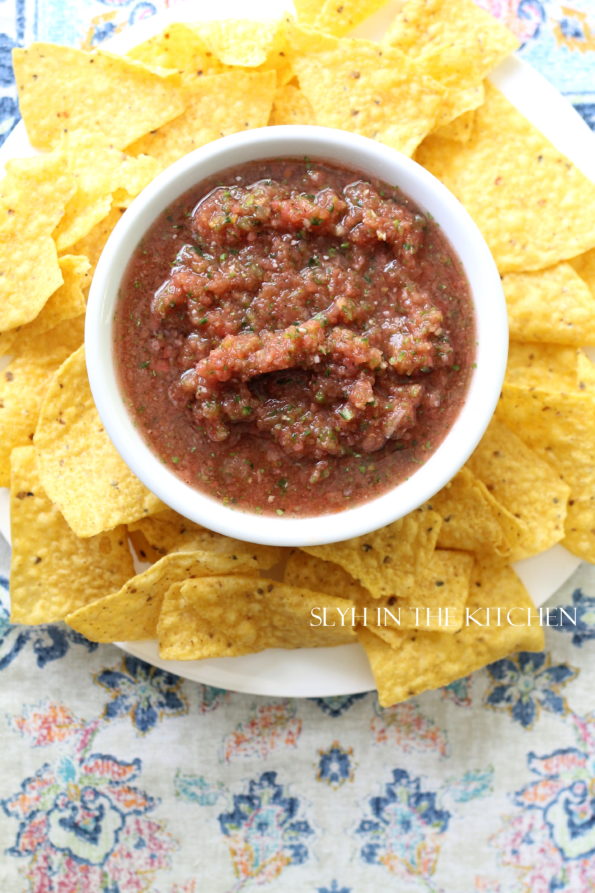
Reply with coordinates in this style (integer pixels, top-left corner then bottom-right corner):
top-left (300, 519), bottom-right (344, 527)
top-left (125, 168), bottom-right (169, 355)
top-left (3, 0), bottom-right (595, 706)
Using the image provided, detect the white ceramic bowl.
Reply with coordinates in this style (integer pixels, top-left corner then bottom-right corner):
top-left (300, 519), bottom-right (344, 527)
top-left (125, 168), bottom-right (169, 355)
top-left (86, 125), bottom-right (508, 547)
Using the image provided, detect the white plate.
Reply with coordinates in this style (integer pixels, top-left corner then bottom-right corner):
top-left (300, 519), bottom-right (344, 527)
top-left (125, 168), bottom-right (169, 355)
top-left (1, 1), bottom-right (592, 696)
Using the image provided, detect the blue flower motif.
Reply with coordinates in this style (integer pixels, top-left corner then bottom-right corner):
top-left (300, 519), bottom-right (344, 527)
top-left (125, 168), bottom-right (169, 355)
top-left (317, 883), bottom-right (351, 893)
top-left (0, 587), bottom-right (97, 671)
top-left (357, 769), bottom-right (450, 871)
top-left (95, 656), bottom-right (188, 734)
top-left (317, 742), bottom-right (353, 789)
top-left (310, 693), bottom-right (369, 717)
top-left (485, 652), bottom-right (578, 729)
top-left (549, 589), bottom-right (595, 647)
top-left (219, 771), bottom-right (314, 873)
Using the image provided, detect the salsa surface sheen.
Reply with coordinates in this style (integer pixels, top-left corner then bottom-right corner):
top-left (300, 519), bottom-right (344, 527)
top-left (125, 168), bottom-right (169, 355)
top-left (115, 158), bottom-right (475, 517)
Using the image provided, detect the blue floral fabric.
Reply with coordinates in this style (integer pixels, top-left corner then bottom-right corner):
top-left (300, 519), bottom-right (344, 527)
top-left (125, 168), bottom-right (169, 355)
top-left (1, 2), bottom-right (595, 891)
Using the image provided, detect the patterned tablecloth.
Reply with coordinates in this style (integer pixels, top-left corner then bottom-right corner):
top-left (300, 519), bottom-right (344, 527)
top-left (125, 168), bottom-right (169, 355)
top-left (1, 2), bottom-right (595, 891)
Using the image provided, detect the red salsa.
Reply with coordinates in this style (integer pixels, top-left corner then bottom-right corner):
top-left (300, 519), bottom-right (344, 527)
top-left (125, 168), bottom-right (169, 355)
top-left (115, 158), bottom-right (475, 516)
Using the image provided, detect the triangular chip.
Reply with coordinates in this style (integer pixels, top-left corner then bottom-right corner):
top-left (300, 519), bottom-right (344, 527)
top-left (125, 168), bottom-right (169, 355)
top-left (157, 575), bottom-right (356, 660)
top-left (416, 82), bottom-right (595, 272)
top-left (359, 559), bottom-right (544, 707)
top-left (12, 43), bottom-right (185, 150)
top-left (129, 71), bottom-right (276, 168)
top-left (292, 37), bottom-right (445, 157)
top-left (65, 550), bottom-right (261, 642)
top-left (193, 18), bottom-right (288, 68)
top-left (303, 506), bottom-right (442, 597)
top-left (505, 342), bottom-right (579, 391)
top-left (497, 383), bottom-right (595, 563)
top-left (34, 345), bottom-right (165, 537)
top-left (10, 446), bottom-right (133, 624)
top-left (269, 84), bottom-right (315, 126)
top-left (0, 317), bottom-right (85, 486)
top-left (432, 466), bottom-right (516, 559)
top-left (316, 0), bottom-right (390, 36)
top-left (128, 508), bottom-right (281, 568)
top-left (127, 22), bottom-right (225, 86)
top-left (466, 418), bottom-right (569, 560)
top-left (0, 254), bottom-right (89, 357)
top-left (570, 247), bottom-right (595, 299)
top-left (503, 263), bottom-right (595, 345)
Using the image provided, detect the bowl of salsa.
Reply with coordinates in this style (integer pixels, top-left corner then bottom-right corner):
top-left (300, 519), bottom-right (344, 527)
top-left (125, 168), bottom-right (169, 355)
top-left (86, 125), bottom-right (508, 546)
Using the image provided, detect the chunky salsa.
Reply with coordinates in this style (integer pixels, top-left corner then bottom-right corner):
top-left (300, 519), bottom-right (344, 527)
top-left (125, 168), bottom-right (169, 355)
top-left (115, 158), bottom-right (475, 516)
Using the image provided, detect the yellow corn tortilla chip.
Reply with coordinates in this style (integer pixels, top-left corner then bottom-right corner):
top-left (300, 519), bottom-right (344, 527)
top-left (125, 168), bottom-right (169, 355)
top-left (356, 550), bottom-right (474, 639)
top-left (157, 575), bottom-right (356, 660)
top-left (9, 446), bottom-right (134, 624)
top-left (34, 345), bottom-right (165, 537)
top-left (129, 71), bottom-right (276, 168)
top-left (432, 466), bottom-right (516, 559)
top-left (315, 0), bottom-right (390, 37)
top-left (284, 550), bottom-right (366, 600)
top-left (416, 82), bottom-right (595, 273)
top-left (385, 0), bottom-right (518, 89)
top-left (433, 106), bottom-right (477, 143)
top-left (127, 22), bottom-right (225, 86)
top-left (128, 508), bottom-right (281, 569)
top-left (303, 506), bottom-right (442, 598)
top-left (53, 132), bottom-right (159, 251)
top-left (497, 383), bottom-right (595, 563)
top-left (359, 559), bottom-right (544, 707)
top-left (293, 0), bottom-right (321, 27)
top-left (466, 418), bottom-right (569, 560)
top-left (196, 18), bottom-right (288, 68)
top-left (503, 263), bottom-right (595, 345)
top-left (13, 43), bottom-right (185, 151)
top-left (269, 84), bottom-right (315, 126)
top-left (505, 342), bottom-right (579, 391)
top-left (570, 247), bottom-right (595, 299)
top-left (70, 206), bottom-right (125, 274)
top-left (0, 317), bottom-right (85, 486)
top-left (577, 351), bottom-right (595, 391)
top-left (0, 154), bottom-right (76, 332)
top-left (65, 550), bottom-right (261, 642)
top-left (291, 37), bottom-right (445, 157)
top-left (0, 254), bottom-right (89, 357)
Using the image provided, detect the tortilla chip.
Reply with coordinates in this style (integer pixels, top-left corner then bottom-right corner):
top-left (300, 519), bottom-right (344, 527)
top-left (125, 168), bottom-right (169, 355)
top-left (127, 22), bottom-right (225, 86)
top-left (70, 206), bottom-right (126, 274)
top-left (466, 418), bottom-right (569, 560)
top-left (0, 255), bottom-right (89, 357)
top-left (291, 37), bottom-right (445, 157)
top-left (497, 383), bottom-right (595, 563)
top-left (315, 0), bottom-right (390, 36)
top-left (129, 71), bottom-right (276, 168)
top-left (303, 506), bottom-right (442, 598)
top-left (0, 318), bottom-right (85, 486)
top-left (269, 84), bottom-right (316, 126)
top-left (293, 0), bottom-right (322, 27)
top-left (570, 247), bottom-right (595, 299)
top-left (13, 43), bottom-right (185, 151)
top-left (196, 18), bottom-right (288, 68)
top-left (577, 351), bottom-right (595, 391)
top-left (53, 132), bottom-right (159, 251)
top-left (356, 550), bottom-right (474, 640)
top-left (505, 342), bottom-right (579, 391)
top-left (128, 508), bottom-right (281, 569)
top-left (359, 559), bottom-right (544, 707)
top-left (503, 263), bottom-right (595, 345)
top-left (34, 345), bottom-right (165, 537)
top-left (0, 154), bottom-right (76, 332)
top-left (9, 446), bottom-right (133, 624)
top-left (433, 106), bottom-right (477, 143)
top-left (65, 550), bottom-right (260, 642)
top-left (415, 82), bottom-right (595, 273)
top-left (432, 466), bottom-right (515, 558)
top-left (157, 575), bottom-right (355, 660)
top-left (284, 550), bottom-right (366, 600)
top-left (385, 0), bottom-right (518, 88)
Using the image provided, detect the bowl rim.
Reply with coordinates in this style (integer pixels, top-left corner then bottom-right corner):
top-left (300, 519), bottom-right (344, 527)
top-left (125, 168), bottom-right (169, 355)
top-left (85, 124), bottom-right (508, 547)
